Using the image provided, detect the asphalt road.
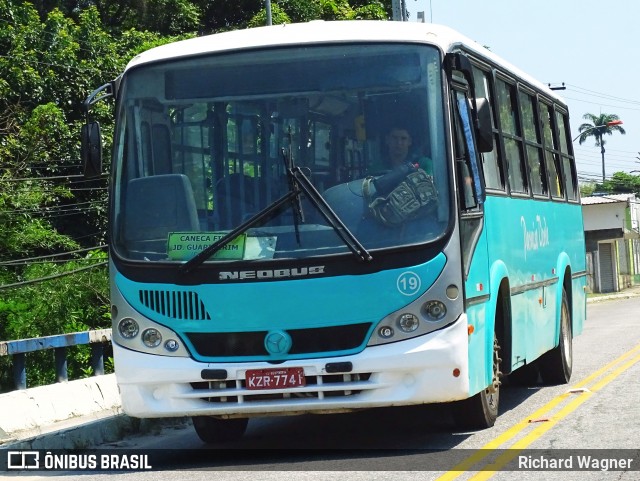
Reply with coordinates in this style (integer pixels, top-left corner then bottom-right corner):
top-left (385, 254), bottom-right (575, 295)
top-left (8, 294), bottom-right (640, 480)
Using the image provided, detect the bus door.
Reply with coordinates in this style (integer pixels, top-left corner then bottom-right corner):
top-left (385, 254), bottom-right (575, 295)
top-left (450, 67), bottom-right (496, 392)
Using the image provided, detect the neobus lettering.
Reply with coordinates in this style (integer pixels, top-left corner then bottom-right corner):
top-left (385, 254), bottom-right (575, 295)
top-left (219, 266), bottom-right (325, 280)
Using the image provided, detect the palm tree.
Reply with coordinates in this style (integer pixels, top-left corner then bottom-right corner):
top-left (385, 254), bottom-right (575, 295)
top-left (577, 113), bottom-right (626, 183)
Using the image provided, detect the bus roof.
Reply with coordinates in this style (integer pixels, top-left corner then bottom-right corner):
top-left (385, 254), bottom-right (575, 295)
top-left (125, 20), bottom-right (564, 104)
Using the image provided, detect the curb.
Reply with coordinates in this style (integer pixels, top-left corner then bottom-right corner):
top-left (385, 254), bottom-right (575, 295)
top-left (0, 373), bottom-right (190, 449)
top-left (0, 374), bottom-right (120, 445)
top-left (3, 413), bottom-right (140, 449)
top-left (2, 414), bottom-right (191, 449)
top-left (587, 288), bottom-right (640, 303)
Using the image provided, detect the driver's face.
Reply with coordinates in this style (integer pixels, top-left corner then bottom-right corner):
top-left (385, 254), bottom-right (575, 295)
top-left (386, 128), bottom-right (412, 166)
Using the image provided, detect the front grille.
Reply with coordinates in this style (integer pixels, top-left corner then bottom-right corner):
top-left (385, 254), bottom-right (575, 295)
top-left (139, 289), bottom-right (210, 320)
top-left (185, 323), bottom-right (371, 357)
top-left (190, 372), bottom-right (373, 404)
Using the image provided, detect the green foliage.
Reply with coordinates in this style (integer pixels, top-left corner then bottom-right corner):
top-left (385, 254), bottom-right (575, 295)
top-left (276, 0), bottom-right (323, 23)
top-left (601, 172), bottom-right (640, 195)
top-left (246, 0), bottom-right (390, 27)
top-left (0, 0), bottom-right (393, 389)
top-left (352, 2), bottom-right (387, 19)
top-left (581, 172), bottom-right (640, 197)
top-left (247, 3), bottom-right (291, 27)
top-left (580, 183), bottom-right (596, 197)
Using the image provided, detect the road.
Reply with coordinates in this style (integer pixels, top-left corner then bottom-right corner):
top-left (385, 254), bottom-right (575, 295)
top-left (8, 295), bottom-right (640, 480)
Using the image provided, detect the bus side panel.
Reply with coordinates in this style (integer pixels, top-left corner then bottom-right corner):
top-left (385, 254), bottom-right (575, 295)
top-left (464, 222), bottom-right (493, 396)
top-left (481, 196), bottom-right (586, 372)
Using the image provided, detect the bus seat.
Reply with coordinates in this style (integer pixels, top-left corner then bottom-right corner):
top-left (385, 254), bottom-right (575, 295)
top-left (124, 174), bottom-right (200, 252)
top-left (322, 180), bottom-right (365, 231)
top-left (215, 174), bottom-right (256, 228)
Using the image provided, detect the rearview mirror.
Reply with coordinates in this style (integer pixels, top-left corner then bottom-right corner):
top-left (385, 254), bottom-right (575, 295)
top-left (81, 121), bottom-right (103, 179)
top-left (474, 98), bottom-right (493, 153)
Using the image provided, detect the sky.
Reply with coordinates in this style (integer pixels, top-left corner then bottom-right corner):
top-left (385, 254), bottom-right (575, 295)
top-left (406, 0), bottom-right (640, 184)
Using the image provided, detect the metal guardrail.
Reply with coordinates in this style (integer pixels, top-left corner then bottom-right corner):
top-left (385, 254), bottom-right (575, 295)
top-left (0, 329), bottom-right (112, 391)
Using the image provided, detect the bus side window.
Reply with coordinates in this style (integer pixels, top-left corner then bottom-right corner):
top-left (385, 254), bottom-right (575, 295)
top-left (495, 77), bottom-right (527, 195)
top-left (556, 110), bottom-right (578, 201)
top-left (520, 89), bottom-right (547, 197)
top-left (472, 65), bottom-right (504, 191)
top-left (541, 103), bottom-right (564, 199)
top-left (453, 91), bottom-right (480, 210)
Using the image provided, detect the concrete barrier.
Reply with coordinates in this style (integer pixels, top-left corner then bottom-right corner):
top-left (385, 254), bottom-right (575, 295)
top-left (0, 374), bottom-right (121, 446)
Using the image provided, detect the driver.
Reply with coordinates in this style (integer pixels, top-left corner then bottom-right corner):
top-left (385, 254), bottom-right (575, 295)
top-left (363, 125), bottom-right (437, 227)
top-left (384, 125), bottom-right (433, 175)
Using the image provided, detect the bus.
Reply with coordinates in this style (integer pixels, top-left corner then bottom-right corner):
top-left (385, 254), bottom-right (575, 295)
top-left (82, 20), bottom-right (587, 442)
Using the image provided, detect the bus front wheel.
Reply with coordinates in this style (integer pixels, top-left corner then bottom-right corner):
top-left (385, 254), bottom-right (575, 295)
top-left (192, 416), bottom-right (249, 444)
top-left (538, 288), bottom-right (572, 384)
top-left (452, 335), bottom-right (501, 430)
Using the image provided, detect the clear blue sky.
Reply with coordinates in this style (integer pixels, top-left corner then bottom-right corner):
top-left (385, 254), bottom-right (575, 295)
top-left (407, 0), bottom-right (639, 183)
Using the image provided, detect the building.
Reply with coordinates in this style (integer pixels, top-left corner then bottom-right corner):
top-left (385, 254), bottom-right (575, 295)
top-left (581, 194), bottom-right (640, 293)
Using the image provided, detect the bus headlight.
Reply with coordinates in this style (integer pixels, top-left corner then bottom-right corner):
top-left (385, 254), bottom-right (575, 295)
top-left (142, 328), bottom-right (162, 348)
top-left (118, 318), bottom-right (139, 339)
top-left (369, 297), bottom-right (457, 346)
top-left (397, 313), bottom-right (420, 333)
top-left (423, 300), bottom-right (447, 321)
top-left (378, 326), bottom-right (395, 339)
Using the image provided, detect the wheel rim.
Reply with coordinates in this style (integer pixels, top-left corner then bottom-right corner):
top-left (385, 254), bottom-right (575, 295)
top-left (561, 298), bottom-right (572, 372)
top-left (486, 336), bottom-right (501, 411)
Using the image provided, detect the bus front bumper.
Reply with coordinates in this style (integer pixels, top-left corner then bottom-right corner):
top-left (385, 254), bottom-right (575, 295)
top-left (114, 316), bottom-right (470, 418)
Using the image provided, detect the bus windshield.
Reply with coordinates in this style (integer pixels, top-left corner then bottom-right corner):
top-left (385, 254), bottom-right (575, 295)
top-left (111, 43), bottom-right (449, 263)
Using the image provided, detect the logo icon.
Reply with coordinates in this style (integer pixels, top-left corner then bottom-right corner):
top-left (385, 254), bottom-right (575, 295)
top-left (264, 330), bottom-right (292, 355)
top-left (7, 451), bottom-right (40, 470)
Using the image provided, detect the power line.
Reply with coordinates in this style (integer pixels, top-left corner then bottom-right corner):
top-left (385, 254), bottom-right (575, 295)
top-left (3, 257), bottom-right (107, 267)
top-left (565, 95), bottom-right (640, 112)
top-left (0, 245), bottom-right (107, 266)
top-left (565, 84), bottom-right (640, 106)
top-left (0, 261), bottom-right (108, 291)
top-left (1, 174), bottom-right (83, 182)
top-left (0, 200), bottom-right (106, 216)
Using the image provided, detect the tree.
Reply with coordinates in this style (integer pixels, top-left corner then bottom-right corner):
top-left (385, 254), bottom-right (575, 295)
top-left (0, 0), bottom-right (397, 389)
top-left (0, 1), bottom-right (177, 389)
top-left (601, 172), bottom-right (640, 195)
top-left (216, 0), bottom-right (392, 31)
top-left (577, 113), bottom-right (625, 183)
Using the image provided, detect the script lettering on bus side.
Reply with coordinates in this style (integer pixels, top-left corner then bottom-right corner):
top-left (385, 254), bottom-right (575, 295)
top-left (521, 215), bottom-right (550, 261)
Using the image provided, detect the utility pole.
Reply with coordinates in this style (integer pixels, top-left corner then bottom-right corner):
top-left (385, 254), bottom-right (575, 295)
top-left (265, 0), bottom-right (272, 25)
top-left (391, 0), bottom-right (408, 21)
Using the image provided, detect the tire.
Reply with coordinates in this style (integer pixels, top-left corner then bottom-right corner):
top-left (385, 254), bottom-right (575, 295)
top-left (452, 335), bottom-right (501, 430)
top-left (192, 416), bottom-right (249, 444)
top-left (538, 288), bottom-right (572, 385)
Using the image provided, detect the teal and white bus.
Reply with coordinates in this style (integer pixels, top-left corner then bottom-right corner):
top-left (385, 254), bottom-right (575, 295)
top-left (82, 20), bottom-right (587, 442)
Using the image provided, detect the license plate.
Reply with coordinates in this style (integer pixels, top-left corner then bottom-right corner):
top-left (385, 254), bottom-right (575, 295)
top-left (245, 367), bottom-right (306, 390)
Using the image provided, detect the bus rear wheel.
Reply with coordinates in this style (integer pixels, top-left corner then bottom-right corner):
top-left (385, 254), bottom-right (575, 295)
top-left (538, 288), bottom-right (572, 384)
top-left (453, 335), bottom-right (501, 430)
top-left (192, 416), bottom-right (248, 444)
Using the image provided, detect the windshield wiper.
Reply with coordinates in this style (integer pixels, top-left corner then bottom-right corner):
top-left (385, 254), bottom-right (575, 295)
top-left (179, 146), bottom-right (372, 276)
top-left (282, 139), bottom-right (304, 245)
top-left (288, 166), bottom-right (372, 263)
top-left (179, 191), bottom-right (296, 275)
